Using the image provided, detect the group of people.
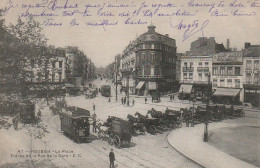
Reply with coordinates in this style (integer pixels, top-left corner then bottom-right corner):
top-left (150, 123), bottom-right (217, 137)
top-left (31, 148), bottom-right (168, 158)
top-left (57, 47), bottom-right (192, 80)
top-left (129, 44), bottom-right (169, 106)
top-left (121, 97), bottom-right (135, 106)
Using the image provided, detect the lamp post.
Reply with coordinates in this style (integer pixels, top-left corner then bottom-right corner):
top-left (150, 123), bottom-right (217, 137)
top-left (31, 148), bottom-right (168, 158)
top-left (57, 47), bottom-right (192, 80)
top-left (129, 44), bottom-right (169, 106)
top-left (203, 72), bottom-right (211, 142)
top-left (115, 56), bottom-right (118, 102)
top-left (121, 69), bottom-right (132, 106)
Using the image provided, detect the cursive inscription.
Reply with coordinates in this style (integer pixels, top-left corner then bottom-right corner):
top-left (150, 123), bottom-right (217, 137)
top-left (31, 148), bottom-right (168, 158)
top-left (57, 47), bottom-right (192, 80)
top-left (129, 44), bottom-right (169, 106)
top-left (171, 19), bottom-right (209, 42)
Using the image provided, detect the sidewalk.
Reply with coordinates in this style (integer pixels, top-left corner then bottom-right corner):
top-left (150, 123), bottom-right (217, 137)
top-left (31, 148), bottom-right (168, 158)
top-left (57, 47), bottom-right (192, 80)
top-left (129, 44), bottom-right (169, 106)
top-left (167, 122), bottom-right (257, 168)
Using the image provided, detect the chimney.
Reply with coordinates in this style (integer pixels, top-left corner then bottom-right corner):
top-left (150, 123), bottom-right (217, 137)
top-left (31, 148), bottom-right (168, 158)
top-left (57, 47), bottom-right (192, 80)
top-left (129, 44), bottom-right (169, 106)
top-left (226, 39), bottom-right (230, 50)
top-left (245, 42), bottom-right (251, 49)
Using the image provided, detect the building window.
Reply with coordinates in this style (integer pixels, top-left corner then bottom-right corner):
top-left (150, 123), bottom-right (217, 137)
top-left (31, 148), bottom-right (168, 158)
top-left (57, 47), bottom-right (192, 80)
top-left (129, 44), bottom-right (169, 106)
top-left (235, 67), bottom-right (240, 76)
top-left (198, 73), bottom-right (202, 81)
top-left (246, 60), bottom-right (252, 70)
top-left (213, 67), bottom-right (218, 75)
top-left (220, 79), bottom-right (225, 87)
top-left (254, 60), bottom-right (259, 70)
top-left (205, 62), bottom-right (209, 66)
top-left (227, 79), bottom-right (232, 87)
top-left (246, 73), bottom-right (251, 84)
top-left (254, 73), bottom-right (260, 84)
top-left (205, 73), bottom-right (208, 79)
top-left (213, 79), bottom-right (217, 87)
top-left (227, 67), bottom-right (233, 75)
top-left (199, 62), bottom-right (202, 67)
top-left (183, 73), bottom-right (187, 80)
top-left (189, 73), bottom-right (193, 79)
top-left (220, 67), bottom-right (225, 75)
top-left (59, 61), bottom-right (62, 69)
top-left (235, 79), bottom-right (240, 88)
top-left (145, 43), bottom-right (151, 49)
top-left (151, 43), bottom-right (154, 49)
top-left (190, 62), bottom-right (193, 68)
top-left (184, 62), bottom-right (187, 69)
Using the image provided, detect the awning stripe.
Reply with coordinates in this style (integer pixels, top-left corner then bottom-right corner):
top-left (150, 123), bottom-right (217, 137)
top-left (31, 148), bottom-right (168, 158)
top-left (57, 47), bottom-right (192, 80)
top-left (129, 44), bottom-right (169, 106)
top-left (136, 81), bottom-right (145, 89)
top-left (179, 84), bottom-right (193, 94)
top-left (213, 88), bottom-right (241, 97)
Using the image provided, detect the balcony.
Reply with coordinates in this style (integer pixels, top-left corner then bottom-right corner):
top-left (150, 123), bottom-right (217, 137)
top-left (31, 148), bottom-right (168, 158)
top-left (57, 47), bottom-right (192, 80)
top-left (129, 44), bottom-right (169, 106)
top-left (182, 67), bottom-right (194, 72)
top-left (181, 80), bottom-right (209, 85)
top-left (138, 75), bottom-right (163, 78)
top-left (197, 67), bottom-right (209, 72)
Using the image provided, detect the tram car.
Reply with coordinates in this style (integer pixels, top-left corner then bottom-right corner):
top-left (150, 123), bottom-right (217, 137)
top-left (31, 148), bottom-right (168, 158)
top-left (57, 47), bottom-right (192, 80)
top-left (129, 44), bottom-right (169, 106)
top-left (60, 106), bottom-right (91, 143)
top-left (100, 85), bottom-right (111, 97)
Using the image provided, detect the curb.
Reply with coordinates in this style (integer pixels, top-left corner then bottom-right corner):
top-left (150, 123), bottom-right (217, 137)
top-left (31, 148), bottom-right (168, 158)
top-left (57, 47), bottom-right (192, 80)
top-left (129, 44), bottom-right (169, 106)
top-left (166, 131), bottom-right (206, 168)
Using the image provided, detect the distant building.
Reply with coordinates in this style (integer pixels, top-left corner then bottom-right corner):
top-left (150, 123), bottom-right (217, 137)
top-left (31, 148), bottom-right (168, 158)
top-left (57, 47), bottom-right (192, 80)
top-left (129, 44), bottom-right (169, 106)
top-left (135, 25), bottom-right (177, 95)
top-left (179, 37), bottom-right (225, 101)
top-left (243, 43), bottom-right (260, 106)
top-left (212, 51), bottom-right (244, 104)
top-left (121, 40), bottom-right (137, 94)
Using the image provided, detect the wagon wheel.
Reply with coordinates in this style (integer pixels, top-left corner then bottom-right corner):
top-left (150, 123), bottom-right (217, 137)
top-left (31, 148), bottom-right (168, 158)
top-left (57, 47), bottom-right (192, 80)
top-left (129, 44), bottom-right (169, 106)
top-left (149, 125), bottom-right (156, 135)
top-left (113, 135), bottom-right (121, 148)
top-left (106, 136), bottom-right (114, 146)
top-left (157, 124), bottom-right (165, 132)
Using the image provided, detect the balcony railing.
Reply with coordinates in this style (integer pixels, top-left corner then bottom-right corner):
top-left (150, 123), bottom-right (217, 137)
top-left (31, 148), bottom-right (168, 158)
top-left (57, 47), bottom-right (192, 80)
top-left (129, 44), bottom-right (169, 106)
top-left (181, 80), bottom-right (209, 84)
top-left (138, 75), bottom-right (163, 78)
top-left (182, 67), bottom-right (194, 72)
top-left (197, 67), bottom-right (209, 72)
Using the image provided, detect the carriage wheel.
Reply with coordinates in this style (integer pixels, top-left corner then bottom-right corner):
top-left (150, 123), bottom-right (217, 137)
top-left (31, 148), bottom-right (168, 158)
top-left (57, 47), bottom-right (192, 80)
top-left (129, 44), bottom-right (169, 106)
top-left (149, 125), bottom-right (156, 135)
top-left (157, 124), bottom-right (165, 133)
top-left (107, 136), bottom-right (113, 146)
top-left (113, 135), bottom-right (121, 148)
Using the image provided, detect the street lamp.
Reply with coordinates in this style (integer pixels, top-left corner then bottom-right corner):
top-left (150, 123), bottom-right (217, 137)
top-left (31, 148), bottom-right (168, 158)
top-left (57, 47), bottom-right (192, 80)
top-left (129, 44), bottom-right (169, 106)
top-left (203, 72), bottom-right (211, 142)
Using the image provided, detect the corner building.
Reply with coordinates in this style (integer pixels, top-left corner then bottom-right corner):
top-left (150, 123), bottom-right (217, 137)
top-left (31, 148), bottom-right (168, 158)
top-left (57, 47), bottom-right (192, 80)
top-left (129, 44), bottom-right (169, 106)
top-left (135, 25), bottom-right (177, 96)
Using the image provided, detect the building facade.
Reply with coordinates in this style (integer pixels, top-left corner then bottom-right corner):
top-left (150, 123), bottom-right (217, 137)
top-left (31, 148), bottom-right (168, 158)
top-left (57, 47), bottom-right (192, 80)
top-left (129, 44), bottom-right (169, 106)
top-left (179, 37), bottom-right (225, 101)
top-left (243, 43), bottom-right (260, 106)
top-left (212, 51), bottom-right (244, 104)
top-left (135, 25), bottom-right (177, 95)
top-left (180, 55), bottom-right (212, 101)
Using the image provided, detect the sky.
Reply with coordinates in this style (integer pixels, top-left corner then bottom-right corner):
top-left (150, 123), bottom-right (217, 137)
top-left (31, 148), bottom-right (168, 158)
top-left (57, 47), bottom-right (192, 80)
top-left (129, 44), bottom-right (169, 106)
top-left (1, 0), bottom-right (260, 67)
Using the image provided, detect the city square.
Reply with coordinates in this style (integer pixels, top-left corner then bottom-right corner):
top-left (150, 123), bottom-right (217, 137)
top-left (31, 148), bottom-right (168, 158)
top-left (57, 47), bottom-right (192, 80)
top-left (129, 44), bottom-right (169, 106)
top-left (1, 0), bottom-right (260, 168)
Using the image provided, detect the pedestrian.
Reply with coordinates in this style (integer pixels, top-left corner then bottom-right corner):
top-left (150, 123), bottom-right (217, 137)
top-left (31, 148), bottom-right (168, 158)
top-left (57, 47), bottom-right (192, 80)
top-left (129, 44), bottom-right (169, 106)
top-left (93, 103), bottom-right (96, 111)
top-left (170, 95), bottom-right (172, 101)
top-left (124, 97), bottom-right (126, 104)
top-left (108, 97), bottom-right (111, 103)
top-left (109, 148), bottom-right (115, 168)
top-left (145, 97), bottom-right (147, 104)
top-left (132, 99), bottom-right (135, 106)
top-left (92, 112), bottom-right (97, 133)
top-left (121, 97), bottom-right (123, 105)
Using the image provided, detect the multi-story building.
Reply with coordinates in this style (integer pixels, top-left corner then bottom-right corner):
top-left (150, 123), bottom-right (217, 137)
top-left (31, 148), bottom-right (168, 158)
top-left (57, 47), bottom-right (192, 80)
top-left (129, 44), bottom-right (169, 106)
top-left (179, 37), bottom-right (225, 101)
top-left (135, 25), bottom-right (177, 95)
top-left (212, 51), bottom-right (244, 104)
top-left (243, 43), bottom-right (260, 106)
top-left (121, 40), bottom-right (137, 94)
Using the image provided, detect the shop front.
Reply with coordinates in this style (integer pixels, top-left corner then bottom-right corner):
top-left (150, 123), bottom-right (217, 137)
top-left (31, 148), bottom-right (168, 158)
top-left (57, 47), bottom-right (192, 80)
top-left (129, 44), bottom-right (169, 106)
top-left (244, 84), bottom-right (260, 107)
top-left (212, 87), bottom-right (241, 105)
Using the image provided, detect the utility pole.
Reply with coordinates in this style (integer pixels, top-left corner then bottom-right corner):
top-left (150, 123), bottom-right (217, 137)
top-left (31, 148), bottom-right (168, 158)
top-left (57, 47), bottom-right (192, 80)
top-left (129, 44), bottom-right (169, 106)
top-left (115, 56), bottom-right (118, 101)
top-left (204, 72), bottom-right (211, 142)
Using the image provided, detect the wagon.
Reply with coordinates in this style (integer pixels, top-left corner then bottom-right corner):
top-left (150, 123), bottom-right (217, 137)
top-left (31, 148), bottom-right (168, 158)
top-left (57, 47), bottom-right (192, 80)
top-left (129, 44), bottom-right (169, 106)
top-left (98, 116), bottom-right (132, 148)
top-left (164, 109), bottom-right (181, 128)
top-left (135, 112), bottom-right (163, 134)
top-left (60, 106), bottom-right (91, 143)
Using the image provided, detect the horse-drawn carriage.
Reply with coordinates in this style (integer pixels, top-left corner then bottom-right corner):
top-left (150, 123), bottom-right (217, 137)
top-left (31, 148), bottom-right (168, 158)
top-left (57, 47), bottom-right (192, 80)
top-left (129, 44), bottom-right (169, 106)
top-left (135, 112), bottom-right (164, 134)
top-left (97, 116), bottom-right (132, 148)
top-left (127, 114), bottom-right (146, 135)
top-left (49, 99), bottom-right (66, 114)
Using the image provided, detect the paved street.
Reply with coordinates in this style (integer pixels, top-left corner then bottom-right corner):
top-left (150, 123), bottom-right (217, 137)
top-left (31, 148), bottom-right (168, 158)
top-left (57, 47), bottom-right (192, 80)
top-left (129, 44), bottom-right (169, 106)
top-left (1, 78), bottom-right (259, 168)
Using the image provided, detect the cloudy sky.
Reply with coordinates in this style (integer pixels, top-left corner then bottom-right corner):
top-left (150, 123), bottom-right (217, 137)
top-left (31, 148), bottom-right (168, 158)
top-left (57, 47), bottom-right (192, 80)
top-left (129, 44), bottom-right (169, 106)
top-left (1, 0), bottom-right (260, 67)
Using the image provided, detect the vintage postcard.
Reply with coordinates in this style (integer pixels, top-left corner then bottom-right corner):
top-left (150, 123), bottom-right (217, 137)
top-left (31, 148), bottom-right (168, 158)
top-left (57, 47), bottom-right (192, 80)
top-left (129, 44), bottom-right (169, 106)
top-left (0, 0), bottom-right (260, 167)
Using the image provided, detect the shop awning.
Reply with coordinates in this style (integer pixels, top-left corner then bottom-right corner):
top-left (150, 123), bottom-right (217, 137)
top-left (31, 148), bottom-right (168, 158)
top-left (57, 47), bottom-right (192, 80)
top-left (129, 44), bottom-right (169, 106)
top-left (148, 82), bottom-right (157, 90)
top-left (65, 83), bottom-right (75, 88)
top-left (213, 88), bottom-right (241, 97)
top-left (136, 81), bottom-right (145, 89)
top-left (179, 84), bottom-right (193, 94)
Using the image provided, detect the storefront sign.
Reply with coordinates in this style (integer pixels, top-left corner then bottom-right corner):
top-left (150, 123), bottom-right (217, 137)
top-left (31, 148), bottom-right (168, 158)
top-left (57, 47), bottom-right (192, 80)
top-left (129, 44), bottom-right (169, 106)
top-left (213, 52), bottom-right (242, 63)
